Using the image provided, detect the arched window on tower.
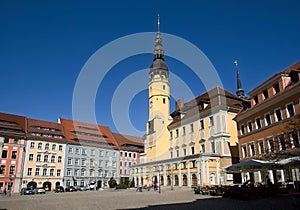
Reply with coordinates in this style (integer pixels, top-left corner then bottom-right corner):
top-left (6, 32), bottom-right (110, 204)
top-left (163, 98), bottom-right (166, 104)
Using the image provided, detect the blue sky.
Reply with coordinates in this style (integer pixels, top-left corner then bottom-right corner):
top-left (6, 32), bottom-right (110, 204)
top-left (1, 0), bottom-right (299, 136)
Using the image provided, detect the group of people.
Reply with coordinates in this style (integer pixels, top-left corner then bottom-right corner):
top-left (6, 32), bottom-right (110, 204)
top-left (136, 184), bottom-right (159, 192)
top-left (0, 187), bottom-right (11, 196)
top-left (242, 175), bottom-right (273, 188)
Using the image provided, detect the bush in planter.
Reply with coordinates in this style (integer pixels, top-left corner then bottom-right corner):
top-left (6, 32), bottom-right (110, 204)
top-left (201, 186), bottom-right (209, 195)
top-left (108, 177), bottom-right (117, 188)
top-left (116, 183), bottom-right (128, 189)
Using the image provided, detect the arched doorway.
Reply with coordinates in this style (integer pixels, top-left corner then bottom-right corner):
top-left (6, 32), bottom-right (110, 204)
top-left (153, 176), bottom-right (158, 184)
top-left (160, 175), bottom-right (164, 186)
top-left (182, 174), bottom-right (187, 186)
top-left (55, 182), bottom-right (60, 187)
top-left (141, 177), bottom-right (144, 185)
top-left (97, 180), bottom-right (102, 189)
top-left (192, 174), bottom-right (197, 186)
top-left (174, 175), bottom-right (179, 186)
top-left (209, 173), bottom-right (216, 185)
top-left (43, 181), bottom-right (52, 191)
top-left (167, 175), bottom-right (171, 186)
top-left (27, 181), bottom-right (37, 189)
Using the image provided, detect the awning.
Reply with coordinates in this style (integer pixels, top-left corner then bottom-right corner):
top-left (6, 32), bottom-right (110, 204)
top-left (226, 159), bottom-right (276, 173)
top-left (276, 156), bottom-right (300, 169)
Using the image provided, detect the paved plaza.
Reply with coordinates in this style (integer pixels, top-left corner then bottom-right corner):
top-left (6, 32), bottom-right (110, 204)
top-left (0, 187), bottom-right (300, 210)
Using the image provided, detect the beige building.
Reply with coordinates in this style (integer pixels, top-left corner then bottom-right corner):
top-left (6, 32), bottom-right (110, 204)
top-left (130, 19), bottom-right (244, 188)
top-left (22, 119), bottom-right (66, 191)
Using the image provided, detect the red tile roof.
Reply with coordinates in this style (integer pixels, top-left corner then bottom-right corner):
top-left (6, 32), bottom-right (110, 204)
top-left (27, 118), bottom-right (66, 143)
top-left (0, 112), bottom-right (26, 138)
top-left (112, 133), bottom-right (144, 152)
top-left (59, 118), bottom-right (119, 149)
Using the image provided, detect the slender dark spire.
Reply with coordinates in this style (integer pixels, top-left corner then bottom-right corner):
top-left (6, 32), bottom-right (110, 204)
top-left (154, 14), bottom-right (164, 60)
top-left (234, 60), bottom-right (245, 99)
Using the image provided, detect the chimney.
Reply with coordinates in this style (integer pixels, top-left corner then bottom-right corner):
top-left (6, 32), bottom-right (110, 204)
top-left (175, 98), bottom-right (184, 111)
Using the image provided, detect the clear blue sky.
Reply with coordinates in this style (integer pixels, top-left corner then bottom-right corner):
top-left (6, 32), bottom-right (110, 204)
top-left (1, 0), bottom-right (299, 136)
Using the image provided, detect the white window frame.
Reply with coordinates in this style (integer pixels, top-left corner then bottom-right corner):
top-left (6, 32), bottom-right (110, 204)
top-left (35, 168), bottom-right (40, 176)
top-left (255, 117), bottom-right (262, 129)
top-left (241, 144), bottom-right (247, 158)
top-left (286, 103), bottom-right (295, 118)
top-left (247, 121), bottom-right (252, 132)
top-left (240, 124), bottom-right (245, 135)
top-left (50, 169), bottom-right (54, 176)
top-left (190, 123), bottom-right (194, 133)
top-left (264, 112), bottom-right (272, 126)
top-left (249, 142), bottom-right (255, 157)
top-left (29, 154), bottom-right (34, 161)
top-left (182, 126), bottom-right (186, 136)
top-left (57, 169), bottom-right (61, 176)
top-left (38, 143), bottom-right (42, 150)
top-left (27, 168), bottom-right (32, 176)
top-left (201, 143), bottom-right (205, 153)
top-left (42, 168), bottom-right (47, 176)
top-left (209, 116), bottom-right (214, 127)
top-left (210, 141), bottom-right (215, 153)
top-left (274, 108), bottom-right (282, 122)
top-left (267, 137), bottom-right (275, 152)
top-left (191, 146), bottom-right (195, 155)
top-left (51, 155), bottom-right (55, 163)
top-left (36, 154), bottom-right (41, 162)
top-left (67, 158), bottom-right (72, 165)
top-left (257, 139), bottom-right (264, 155)
top-left (67, 169), bottom-right (71, 176)
top-left (200, 120), bottom-right (204, 130)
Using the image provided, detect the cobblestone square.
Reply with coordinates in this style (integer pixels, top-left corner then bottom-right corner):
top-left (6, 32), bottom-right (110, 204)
top-left (0, 188), bottom-right (299, 210)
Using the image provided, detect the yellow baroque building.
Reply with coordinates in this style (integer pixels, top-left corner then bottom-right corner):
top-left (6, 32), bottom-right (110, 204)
top-left (130, 19), bottom-right (244, 188)
top-left (22, 119), bottom-right (66, 191)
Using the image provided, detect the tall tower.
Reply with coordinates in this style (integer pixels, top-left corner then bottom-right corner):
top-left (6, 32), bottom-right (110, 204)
top-left (145, 15), bottom-right (171, 162)
top-left (234, 60), bottom-right (246, 99)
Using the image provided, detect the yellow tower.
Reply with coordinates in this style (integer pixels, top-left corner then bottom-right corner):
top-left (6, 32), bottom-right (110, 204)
top-left (145, 16), bottom-right (171, 162)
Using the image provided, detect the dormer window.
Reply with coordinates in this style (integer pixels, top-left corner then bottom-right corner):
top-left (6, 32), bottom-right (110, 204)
top-left (290, 71), bottom-right (299, 84)
top-left (273, 83), bottom-right (280, 94)
top-left (254, 95), bottom-right (259, 105)
top-left (263, 90), bottom-right (269, 100)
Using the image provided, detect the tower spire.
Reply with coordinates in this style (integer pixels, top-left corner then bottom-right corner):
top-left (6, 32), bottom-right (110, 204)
top-left (157, 14), bottom-right (160, 32)
top-left (154, 14), bottom-right (164, 60)
top-left (234, 60), bottom-right (245, 99)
